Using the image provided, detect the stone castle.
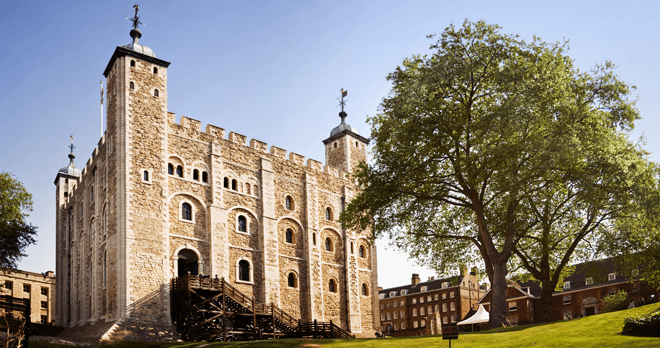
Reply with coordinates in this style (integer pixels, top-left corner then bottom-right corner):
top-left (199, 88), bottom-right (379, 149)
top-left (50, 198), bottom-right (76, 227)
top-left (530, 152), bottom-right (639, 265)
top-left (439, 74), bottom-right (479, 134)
top-left (54, 16), bottom-right (378, 342)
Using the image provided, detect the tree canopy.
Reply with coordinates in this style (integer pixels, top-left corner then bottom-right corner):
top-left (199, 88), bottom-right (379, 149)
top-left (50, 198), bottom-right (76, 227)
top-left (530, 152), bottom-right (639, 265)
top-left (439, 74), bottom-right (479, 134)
top-left (341, 20), bottom-right (654, 328)
top-left (0, 172), bottom-right (37, 270)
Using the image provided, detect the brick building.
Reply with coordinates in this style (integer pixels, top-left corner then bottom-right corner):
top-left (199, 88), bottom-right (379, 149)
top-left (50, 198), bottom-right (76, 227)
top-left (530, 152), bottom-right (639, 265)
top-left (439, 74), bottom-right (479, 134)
top-left (478, 258), bottom-right (660, 325)
top-left (0, 270), bottom-right (56, 324)
top-left (378, 270), bottom-right (486, 336)
top-left (54, 11), bottom-right (377, 342)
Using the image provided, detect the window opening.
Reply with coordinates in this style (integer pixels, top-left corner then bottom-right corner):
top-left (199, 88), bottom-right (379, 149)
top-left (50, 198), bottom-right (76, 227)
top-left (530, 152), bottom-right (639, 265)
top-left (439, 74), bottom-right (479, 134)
top-left (325, 238), bottom-right (332, 251)
top-left (181, 203), bottom-right (192, 221)
top-left (202, 172), bottom-right (208, 183)
top-left (130, 81), bottom-right (134, 90)
top-left (245, 183), bottom-right (251, 194)
top-left (350, 242), bottom-right (354, 254)
top-left (359, 245), bottom-right (365, 258)
top-left (168, 163), bottom-right (174, 175)
top-left (176, 165), bottom-right (183, 177)
top-left (224, 177), bottom-right (229, 188)
top-left (312, 233), bottom-right (316, 245)
top-left (130, 60), bottom-right (135, 67)
top-left (143, 170), bottom-right (149, 181)
top-left (285, 196), bottom-right (292, 210)
top-left (362, 283), bottom-right (369, 296)
top-left (154, 89), bottom-right (159, 97)
top-left (329, 279), bottom-right (337, 293)
top-left (288, 273), bottom-right (297, 288)
top-left (325, 207), bottom-right (332, 220)
top-left (177, 249), bottom-right (198, 277)
top-left (193, 169), bottom-right (199, 181)
top-left (286, 229), bottom-right (293, 243)
top-left (238, 216), bottom-right (247, 232)
top-left (153, 67), bottom-right (158, 74)
top-left (232, 179), bottom-right (237, 190)
top-left (238, 260), bottom-right (250, 281)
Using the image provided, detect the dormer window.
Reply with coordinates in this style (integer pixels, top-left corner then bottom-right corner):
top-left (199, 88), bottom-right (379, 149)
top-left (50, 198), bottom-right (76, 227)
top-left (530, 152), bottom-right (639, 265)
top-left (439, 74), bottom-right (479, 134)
top-left (401, 290), bottom-right (408, 295)
top-left (389, 291), bottom-right (397, 297)
top-left (441, 282), bottom-right (449, 288)
top-left (585, 277), bottom-right (593, 286)
top-left (608, 273), bottom-right (616, 281)
top-left (421, 286), bottom-right (428, 292)
top-left (563, 281), bottom-right (571, 290)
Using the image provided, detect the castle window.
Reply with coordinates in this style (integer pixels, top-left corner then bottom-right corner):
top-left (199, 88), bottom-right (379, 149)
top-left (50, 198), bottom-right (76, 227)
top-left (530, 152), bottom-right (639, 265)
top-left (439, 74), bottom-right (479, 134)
top-left (181, 203), bottom-right (192, 221)
top-left (350, 242), bottom-right (354, 254)
top-left (153, 67), bottom-right (158, 74)
top-left (224, 177), bottom-right (229, 188)
top-left (362, 283), bottom-right (369, 296)
top-left (154, 89), bottom-right (159, 97)
top-left (237, 215), bottom-right (247, 233)
top-left (103, 250), bottom-right (107, 288)
top-left (285, 196), bottom-right (293, 210)
top-left (443, 303), bottom-right (447, 312)
top-left (312, 233), bottom-right (316, 246)
top-left (193, 169), bottom-right (199, 181)
top-left (202, 172), bottom-right (208, 183)
top-left (90, 186), bottom-right (94, 203)
top-left (334, 142), bottom-right (337, 149)
top-left (143, 170), bottom-right (149, 181)
top-left (245, 183), bottom-right (251, 195)
top-left (329, 279), bottom-right (337, 293)
top-left (325, 207), bottom-right (333, 220)
top-left (253, 185), bottom-right (258, 196)
top-left (23, 284), bottom-right (30, 293)
top-left (231, 179), bottom-right (237, 190)
top-left (168, 163), bottom-right (174, 175)
top-left (238, 260), bottom-right (251, 282)
top-left (130, 60), bottom-right (135, 67)
top-left (324, 237), bottom-right (333, 252)
top-left (288, 272), bottom-right (297, 288)
top-left (413, 308), bottom-right (417, 316)
top-left (359, 245), bottom-right (365, 258)
top-left (355, 141), bottom-right (358, 147)
top-left (130, 81), bottom-right (134, 90)
top-left (285, 228), bottom-right (293, 243)
top-left (176, 165), bottom-right (183, 177)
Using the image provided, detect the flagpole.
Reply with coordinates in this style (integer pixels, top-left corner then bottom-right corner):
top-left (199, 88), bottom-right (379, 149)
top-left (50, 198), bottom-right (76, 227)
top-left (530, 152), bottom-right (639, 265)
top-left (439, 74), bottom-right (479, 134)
top-left (100, 81), bottom-right (104, 138)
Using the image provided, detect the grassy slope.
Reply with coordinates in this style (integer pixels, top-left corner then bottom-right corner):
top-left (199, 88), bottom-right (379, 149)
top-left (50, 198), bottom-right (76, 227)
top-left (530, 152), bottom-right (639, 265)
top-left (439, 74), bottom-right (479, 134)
top-left (32, 304), bottom-right (660, 348)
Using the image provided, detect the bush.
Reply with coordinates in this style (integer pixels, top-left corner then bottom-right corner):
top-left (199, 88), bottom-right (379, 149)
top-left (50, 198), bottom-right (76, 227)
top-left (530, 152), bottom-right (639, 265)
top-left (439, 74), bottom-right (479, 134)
top-left (622, 310), bottom-right (660, 337)
top-left (602, 290), bottom-right (629, 313)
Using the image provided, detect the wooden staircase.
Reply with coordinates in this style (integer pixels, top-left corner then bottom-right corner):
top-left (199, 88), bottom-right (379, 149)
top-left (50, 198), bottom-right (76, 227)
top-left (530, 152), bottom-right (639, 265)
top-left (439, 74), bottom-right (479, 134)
top-left (172, 275), bottom-right (352, 341)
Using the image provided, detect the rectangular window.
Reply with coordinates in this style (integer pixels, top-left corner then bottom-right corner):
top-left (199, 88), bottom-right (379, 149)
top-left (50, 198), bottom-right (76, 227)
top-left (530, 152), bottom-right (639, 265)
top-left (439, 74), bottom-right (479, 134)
top-left (412, 298), bottom-right (417, 304)
top-left (413, 321), bottom-right (418, 328)
top-left (41, 287), bottom-right (48, 296)
top-left (401, 322), bottom-right (406, 329)
top-left (41, 301), bottom-right (48, 309)
top-left (380, 304), bottom-right (384, 310)
top-left (387, 312), bottom-right (391, 320)
top-left (450, 291), bottom-right (455, 298)
top-left (394, 323), bottom-right (398, 330)
top-left (4, 281), bottom-right (12, 289)
top-left (413, 308), bottom-right (417, 316)
top-left (421, 286), bottom-right (428, 292)
top-left (23, 284), bottom-right (30, 293)
top-left (420, 297), bottom-right (424, 303)
top-left (387, 302), bottom-right (391, 308)
top-left (632, 282), bottom-right (639, 292)
top-left (381, 313), bottom-right (385, 321)
top-left (443, 316), bottom-right (448, 324)
top-left (442, 282), bottom-right (449, 288)
top-left (40, 315), bottom-right (47, 324)
top-left (434, 294), bottom-right (439, 301)
top-left (400, 300), bottom-right (404, 307)
top-left (563, 295), bottom-right (571, 305)
top-left (379, 294), bottom-right (385, 299)
top-left (442, 293), bottom-right (447, 299)
top-left (401, 310), bottom-right (405, 318)
top-left (508, 301), bottom-right (517, 311)
top-left (427, 295), bottom-right (432, 302)
top-left (563, 309), bottom-right (572, 320)
top-left (451, 314), bottom-right (456, 323)
top-left (608, 273), bottom-right (616, 281)
top-left (420, 307), bottom-right (425, 315)
top-left (393, 311), bottom-right (398, 319)
top-left (563, 281), bottom-right (571, 289)
top-left (390, 291), bottom-right (397, 297)
top-left (393, 301), bottom-right (397, 307)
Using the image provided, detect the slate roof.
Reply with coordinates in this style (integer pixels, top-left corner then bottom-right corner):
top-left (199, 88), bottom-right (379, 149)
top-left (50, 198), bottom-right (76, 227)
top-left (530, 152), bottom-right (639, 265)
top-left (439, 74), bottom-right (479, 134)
top-left (378, 275), bottom-right (466, 300)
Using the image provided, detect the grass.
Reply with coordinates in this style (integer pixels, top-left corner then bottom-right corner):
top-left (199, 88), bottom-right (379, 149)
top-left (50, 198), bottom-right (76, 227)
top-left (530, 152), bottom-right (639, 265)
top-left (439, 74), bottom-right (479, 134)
top-left (31, 304), bottom-right (660, 348)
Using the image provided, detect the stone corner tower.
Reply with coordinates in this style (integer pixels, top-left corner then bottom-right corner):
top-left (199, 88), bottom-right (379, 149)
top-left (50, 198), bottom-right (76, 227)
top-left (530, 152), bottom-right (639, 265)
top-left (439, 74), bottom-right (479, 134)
top-left (322, 91), bottom-right (369, 174)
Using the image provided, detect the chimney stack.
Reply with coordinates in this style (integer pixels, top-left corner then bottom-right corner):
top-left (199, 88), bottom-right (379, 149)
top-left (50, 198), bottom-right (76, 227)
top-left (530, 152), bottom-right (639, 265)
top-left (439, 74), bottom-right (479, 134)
top-left (411, 273), bottom-right (420, 287)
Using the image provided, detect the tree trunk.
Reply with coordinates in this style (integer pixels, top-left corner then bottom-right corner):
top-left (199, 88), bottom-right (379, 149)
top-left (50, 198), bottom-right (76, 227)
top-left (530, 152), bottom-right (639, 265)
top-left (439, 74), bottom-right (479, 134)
top-left (487, 260), bottom-right (509, 328)
top-left (537, 284), bottom-right (555, 323)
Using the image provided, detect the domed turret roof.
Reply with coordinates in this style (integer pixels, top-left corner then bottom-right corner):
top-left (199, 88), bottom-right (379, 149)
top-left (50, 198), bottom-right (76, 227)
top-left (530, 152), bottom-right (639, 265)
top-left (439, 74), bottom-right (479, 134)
top-left (330, 111), bottom-right (358, 137)
top-left (121, 28), bottom-right (156, 58)
top-left (59, 153), bottom-right (81, 177)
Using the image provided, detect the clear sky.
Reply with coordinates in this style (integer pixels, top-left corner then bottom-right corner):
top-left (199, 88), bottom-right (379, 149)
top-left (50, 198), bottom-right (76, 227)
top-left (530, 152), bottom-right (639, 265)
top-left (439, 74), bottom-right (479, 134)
top-left (0, 1), bottom-right (658, 289)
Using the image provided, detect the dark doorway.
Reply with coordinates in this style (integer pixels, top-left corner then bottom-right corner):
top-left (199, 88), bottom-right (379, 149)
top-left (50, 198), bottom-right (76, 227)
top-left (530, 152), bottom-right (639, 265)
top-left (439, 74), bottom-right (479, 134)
top-left (585, 307), bottom-right (595, 316)
top-left (178, 249), bottom-right (199, 277)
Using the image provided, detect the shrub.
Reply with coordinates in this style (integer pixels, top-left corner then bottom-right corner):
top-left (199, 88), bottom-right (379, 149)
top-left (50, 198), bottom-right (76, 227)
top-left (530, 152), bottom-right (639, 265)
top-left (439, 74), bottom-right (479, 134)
top-left (622, 310), bottom-right (660, 337)
top-left (602, 290), bottom-right (629, 313)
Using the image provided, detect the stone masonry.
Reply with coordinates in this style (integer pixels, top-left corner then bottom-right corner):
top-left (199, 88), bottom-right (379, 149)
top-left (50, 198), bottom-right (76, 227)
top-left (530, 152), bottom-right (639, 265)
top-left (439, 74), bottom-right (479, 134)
top-left (54, 26), bottom-right (378, 343)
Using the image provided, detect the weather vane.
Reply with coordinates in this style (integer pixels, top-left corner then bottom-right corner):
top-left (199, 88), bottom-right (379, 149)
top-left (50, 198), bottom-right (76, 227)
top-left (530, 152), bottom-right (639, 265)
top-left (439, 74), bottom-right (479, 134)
top-left (338, 88), bottom-right (348, 112)
top-left (127, 4), bottom-right (143, 30)
top-left (68, 135), bottom-right (76, 154)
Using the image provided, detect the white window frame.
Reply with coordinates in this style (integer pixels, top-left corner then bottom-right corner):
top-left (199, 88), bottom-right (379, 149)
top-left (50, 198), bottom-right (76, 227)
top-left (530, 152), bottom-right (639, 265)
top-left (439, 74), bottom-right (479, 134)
top-left (236, 214), bottom-right (250, 234)
top-left (412, 298), bottom-right (417, 304)
top-left (379, 293), bottom-right (385, 299)
top-left (400, 310), bottom-right (405, 318)
top-left (442, 282), bottom-right (449, 288)
top-left (608, 273), bottom-right (616, 281)
top-left (420, 296), bottom-right (424, 303)
top-left (442, 293), bottom-right (447, 299)
top-left (585, 277), bottom-right (593, 286)
top-left (509, 301), bottom-right (517, 312)
top-left (179, 200), bottom-right (196, 223)
top-left (390, 291), bottom-right (397, 298)
top-left (420, 307), bottom-right (425, 316)
top-left (141, 168), bottom-right (152, 184)
top-left (413, 321), bottom-right (418, 328)
top-left (563, 281), bottom-right (571, 290)
top-left (421, 286), bottom-right (428, 292)
top-left (401, 289), bottom-right (408, 295)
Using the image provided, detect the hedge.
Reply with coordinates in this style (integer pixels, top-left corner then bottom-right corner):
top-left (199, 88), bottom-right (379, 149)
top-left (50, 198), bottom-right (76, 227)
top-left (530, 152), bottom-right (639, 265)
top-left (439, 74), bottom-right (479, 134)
top-left (622, 310), bottom-right (660, 337)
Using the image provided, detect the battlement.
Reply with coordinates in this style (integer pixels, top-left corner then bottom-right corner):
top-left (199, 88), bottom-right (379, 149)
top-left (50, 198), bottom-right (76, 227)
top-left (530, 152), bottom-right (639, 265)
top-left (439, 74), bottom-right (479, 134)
top-left (167, 112), bottom-right (347, 177)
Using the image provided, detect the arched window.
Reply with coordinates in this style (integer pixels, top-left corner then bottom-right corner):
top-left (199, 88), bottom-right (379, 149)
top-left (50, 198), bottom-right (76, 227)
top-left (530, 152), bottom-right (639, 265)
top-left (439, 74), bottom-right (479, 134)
top-left (238, 260), bottom-right (250, 281)
top-left (177, 249), bottom-right (198, 277)
top-left (329, 279), bottom-right (337, 293)
top-left (420, 307), bottom-right (425, 315)
top-left (202, 172), bottom-right (208, 183)
top-left (451, 302), bottom-right (456, 311)
top-left (285, 196), bottom-right (292, 210)
top-left (253, 185), bottom-right (258, 196)
top-left (193, 169), bottom-right (199, 181)
top-left (245, 183), bottom-right (251, 195)
top-left (153, 67), bottom-right (158, 74)
top-left (325, 207), bottom-right (332, 220)
top-left (312, 233), bottom-right (316, 246)
top-left (130, 81), bottom-right (134, 90)
top-left (224, 177), bottom-right (229, 188)
top-left (130, 60), bottom-right (135, 67)
top-left (181, 203), bottom-right (192, 221)
top-left (285, 229), bottom-right (293, 243)
top-left (231, 179), bottom-right (237, 190)
top-left (359, 245), bottom-right (365, 258)
top-left (168, 163), bottom-right (174, 175)
top-left (176, 165), bottom-right (183, 177)
top-left (237, 215), bottom-right (247, 233)
top-left (143, 170), bottom-right (149, 181)
top-left (362, 283), bottom-right (369, 296)
top-left (154, 89), bottom-right (159, 97)
top-left (287, 272), bottom-right (297, 288)
top-left (442, 303), bottom-right (447, 312)
top-left (350, 242), bottom-right (354, 254)
top-left (324, 237), bottom-right (332, 252)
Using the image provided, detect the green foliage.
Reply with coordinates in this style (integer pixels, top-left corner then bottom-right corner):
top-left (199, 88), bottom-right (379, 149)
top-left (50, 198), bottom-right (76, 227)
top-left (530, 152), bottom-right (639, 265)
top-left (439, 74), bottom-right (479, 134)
top-left (602, 290), bottom-right (630, 313)
top-left (0, 173), bottom-right (37, 270)
top-left (623, 309), bottom-right (660, 337)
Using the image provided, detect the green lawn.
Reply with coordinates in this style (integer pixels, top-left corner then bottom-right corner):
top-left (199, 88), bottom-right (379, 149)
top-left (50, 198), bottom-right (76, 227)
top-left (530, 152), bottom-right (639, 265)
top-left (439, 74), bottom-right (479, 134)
top-left (32, 304), bottom-right (660, 348)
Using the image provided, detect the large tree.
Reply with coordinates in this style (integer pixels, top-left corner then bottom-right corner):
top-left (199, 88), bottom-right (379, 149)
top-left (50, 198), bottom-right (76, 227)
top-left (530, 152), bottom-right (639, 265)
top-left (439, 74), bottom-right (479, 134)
top-left (341, 20), bottom-right (642, 328)
top-left (0, 172), bottom-right (37, 270)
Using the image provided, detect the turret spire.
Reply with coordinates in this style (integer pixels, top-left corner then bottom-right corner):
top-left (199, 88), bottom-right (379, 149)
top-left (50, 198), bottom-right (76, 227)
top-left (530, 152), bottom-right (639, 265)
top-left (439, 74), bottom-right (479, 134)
top-left (338, 88), bottom-right (348, 124)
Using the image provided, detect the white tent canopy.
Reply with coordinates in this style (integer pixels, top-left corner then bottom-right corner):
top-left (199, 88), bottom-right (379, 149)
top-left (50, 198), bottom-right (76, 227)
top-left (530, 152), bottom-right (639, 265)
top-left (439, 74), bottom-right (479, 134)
top-left (457, 304), bottom-right (490, 325)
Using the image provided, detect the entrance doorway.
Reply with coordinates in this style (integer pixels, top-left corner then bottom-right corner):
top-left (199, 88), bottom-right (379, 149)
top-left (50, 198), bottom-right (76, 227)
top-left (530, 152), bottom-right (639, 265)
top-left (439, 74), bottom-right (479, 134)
top-left (585, 307), bottom-right (595, 316)
top-left (177, 249), bottom-right (199, 277)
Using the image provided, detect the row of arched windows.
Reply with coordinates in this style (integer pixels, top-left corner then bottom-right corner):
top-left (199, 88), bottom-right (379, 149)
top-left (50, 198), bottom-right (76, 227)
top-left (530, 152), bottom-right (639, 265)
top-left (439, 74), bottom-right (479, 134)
top-left (168, 163), bottom-right (209, 183)
top-left (224, 177), bottom-right (259, 197)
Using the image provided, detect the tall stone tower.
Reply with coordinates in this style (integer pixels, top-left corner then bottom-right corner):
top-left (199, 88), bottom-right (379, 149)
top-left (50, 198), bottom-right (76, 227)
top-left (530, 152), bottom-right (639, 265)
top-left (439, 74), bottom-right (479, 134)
top-left (322, 93), bottom-right (369, 175)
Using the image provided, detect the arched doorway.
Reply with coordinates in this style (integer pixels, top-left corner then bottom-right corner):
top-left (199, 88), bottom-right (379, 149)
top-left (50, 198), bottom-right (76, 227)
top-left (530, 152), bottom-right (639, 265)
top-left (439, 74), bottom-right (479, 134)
top-left (177, 249), bottom-right (199, 277)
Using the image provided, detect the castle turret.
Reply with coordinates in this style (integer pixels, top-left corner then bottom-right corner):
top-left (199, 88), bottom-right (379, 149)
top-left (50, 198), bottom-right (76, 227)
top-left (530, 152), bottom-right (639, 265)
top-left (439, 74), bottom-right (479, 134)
top-left (322, 90), bottom-right (369, 174)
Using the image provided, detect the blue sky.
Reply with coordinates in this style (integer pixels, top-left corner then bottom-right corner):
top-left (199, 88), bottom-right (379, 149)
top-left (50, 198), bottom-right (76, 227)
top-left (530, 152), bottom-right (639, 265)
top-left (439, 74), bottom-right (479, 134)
top-left (0, 1), bottom-right (658, 288)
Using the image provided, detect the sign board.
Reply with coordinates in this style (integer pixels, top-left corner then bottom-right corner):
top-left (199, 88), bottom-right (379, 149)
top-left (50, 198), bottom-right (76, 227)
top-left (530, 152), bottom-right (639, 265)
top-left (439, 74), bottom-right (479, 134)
top-left (443, 332), bottom-right (459, 340)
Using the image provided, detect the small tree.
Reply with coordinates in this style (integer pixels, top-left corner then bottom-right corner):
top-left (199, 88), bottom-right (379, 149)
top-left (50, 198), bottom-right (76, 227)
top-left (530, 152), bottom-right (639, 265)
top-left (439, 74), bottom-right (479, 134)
top-left (0, 173), bottom-right (37, 271)
top-left (602, 290), bottom-right (629, 313)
